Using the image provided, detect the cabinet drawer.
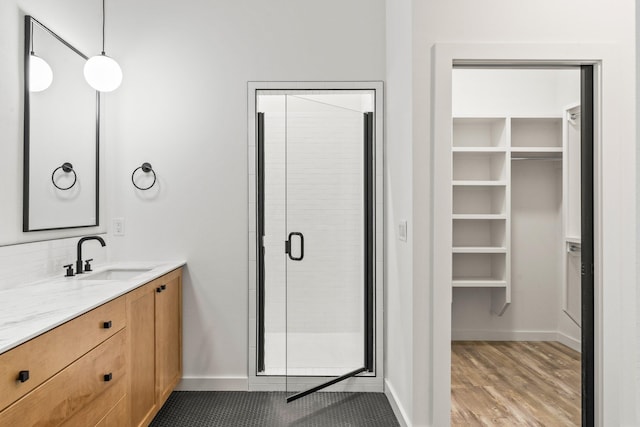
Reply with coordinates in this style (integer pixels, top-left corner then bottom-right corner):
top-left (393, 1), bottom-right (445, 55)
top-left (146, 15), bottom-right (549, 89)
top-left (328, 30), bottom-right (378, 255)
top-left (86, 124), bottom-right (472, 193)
top-left (0, 297), bottom-right (125, 411)
top-left (94, 394), bottom-right (128, 427)
top-left (0, 329), bottom-right (126, 427)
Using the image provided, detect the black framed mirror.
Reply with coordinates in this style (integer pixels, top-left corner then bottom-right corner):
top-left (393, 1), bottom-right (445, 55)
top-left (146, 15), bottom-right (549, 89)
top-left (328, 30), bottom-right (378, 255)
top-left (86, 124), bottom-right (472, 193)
top-left (23, 16), bottom-right (99, 232)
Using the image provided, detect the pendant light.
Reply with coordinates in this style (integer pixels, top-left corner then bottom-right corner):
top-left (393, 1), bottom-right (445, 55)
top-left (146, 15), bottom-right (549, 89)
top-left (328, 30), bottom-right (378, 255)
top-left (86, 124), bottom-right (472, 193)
top-left (29, 24), bottom-right (53, 92)
top-left (29, 54), bottom-right (53, 92)
top-left (84, 0), bottom-right (122, 92)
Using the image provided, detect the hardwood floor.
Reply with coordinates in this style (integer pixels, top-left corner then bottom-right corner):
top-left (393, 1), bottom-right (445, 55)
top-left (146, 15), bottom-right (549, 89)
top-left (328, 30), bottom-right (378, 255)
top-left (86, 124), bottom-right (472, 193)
top-left (451, 341), bottom-right (580, 426)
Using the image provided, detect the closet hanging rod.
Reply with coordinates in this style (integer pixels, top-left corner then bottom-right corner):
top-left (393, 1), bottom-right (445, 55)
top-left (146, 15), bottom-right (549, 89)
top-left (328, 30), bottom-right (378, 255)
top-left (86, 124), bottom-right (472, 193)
top-left (511, 157), bottom-right (562, 161)
top-left (567, 243), bottom-right (581, 254)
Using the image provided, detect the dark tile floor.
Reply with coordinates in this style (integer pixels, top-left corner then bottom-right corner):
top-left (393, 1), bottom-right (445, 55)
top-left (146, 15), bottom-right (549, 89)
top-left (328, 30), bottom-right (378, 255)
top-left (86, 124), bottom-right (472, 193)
top-left (150, 391), bottom-right (400, 427)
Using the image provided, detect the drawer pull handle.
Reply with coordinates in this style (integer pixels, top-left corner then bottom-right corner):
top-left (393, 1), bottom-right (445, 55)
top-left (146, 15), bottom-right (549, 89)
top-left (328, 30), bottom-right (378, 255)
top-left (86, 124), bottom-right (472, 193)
top-left (103, 321), bottom-right (112, 329)
top-left (156, 287), bottom-right (162, 293)
top-left (161, 284), bottom-right (167, 290)
top-left (104, 373), bottom-right (113, 382)
top-left (17, 370), bottom-right (30, 383)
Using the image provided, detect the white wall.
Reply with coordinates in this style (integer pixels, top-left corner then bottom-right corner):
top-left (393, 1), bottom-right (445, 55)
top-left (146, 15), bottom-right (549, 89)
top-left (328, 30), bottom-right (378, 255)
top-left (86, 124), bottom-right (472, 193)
top-left (452, 69), bottom-right (580, 117)
top-left (637, 0), bottom-right (640, 416)
top-left (104, 0), bottom-right (385, 389)
top-left (384, 0), bottom-right (415, 424)
top-left (385, 0), bottom-right (637, 425)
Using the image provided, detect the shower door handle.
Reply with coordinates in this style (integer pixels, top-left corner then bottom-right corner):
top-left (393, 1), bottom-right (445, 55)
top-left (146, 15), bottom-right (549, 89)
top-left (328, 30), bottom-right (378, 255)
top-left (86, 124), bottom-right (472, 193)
top-left (286, 232), bottom-right (304, 261)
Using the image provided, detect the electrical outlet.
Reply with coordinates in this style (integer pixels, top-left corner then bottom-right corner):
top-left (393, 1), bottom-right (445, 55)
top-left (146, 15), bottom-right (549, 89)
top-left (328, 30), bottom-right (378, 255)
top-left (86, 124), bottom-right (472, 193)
top-left (398, 220), bottom-right (407, 242)
top-left (113, 218), bottom-right (125, 236)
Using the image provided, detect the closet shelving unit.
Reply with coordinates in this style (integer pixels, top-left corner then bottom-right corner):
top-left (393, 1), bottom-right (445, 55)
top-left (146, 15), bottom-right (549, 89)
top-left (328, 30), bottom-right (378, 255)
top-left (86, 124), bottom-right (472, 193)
top-left (452, 115), bottom-right (563, 315)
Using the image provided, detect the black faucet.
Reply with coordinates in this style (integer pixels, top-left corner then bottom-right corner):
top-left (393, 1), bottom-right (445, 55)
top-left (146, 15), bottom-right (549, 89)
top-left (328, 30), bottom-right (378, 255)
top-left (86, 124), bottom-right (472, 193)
top-left (76, 236), bottom-right (106, 274)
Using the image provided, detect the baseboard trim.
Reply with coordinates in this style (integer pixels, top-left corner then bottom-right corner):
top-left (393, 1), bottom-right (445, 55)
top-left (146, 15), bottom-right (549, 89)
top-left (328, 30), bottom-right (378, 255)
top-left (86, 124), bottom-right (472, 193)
top-left (556, 331), bottom-right (582, 353)
top-left (452, 329), bottom-right (582, 353)
top-left (384, 379), bottom-right (411, 427)
top-left (176, 377), bottom-right (249, 391)
top-left (452, 329), bottom-right (558, 341)
top-left (177, 376), bottom-right (386, 394)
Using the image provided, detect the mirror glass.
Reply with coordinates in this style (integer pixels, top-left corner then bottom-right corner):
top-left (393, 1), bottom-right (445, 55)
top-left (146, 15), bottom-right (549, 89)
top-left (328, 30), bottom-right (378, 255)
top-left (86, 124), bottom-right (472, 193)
top-left (24, 16), bottom-right (99, 231)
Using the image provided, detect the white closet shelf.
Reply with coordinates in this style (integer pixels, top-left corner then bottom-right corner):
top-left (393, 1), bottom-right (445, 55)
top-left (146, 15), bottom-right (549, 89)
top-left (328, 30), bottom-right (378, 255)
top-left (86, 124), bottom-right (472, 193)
top-left (452, 246), bottom-right (507, 253)
top-left (452, 279), bottom-right (507, 288)
top-left (453, 116), bottom-right (508, 120)
top-left (452, 147), bottom-right (507, 152)
top-left (452, 180), bottom-right (507, 186)
top-left (452, 214), bottom-right (506, 220)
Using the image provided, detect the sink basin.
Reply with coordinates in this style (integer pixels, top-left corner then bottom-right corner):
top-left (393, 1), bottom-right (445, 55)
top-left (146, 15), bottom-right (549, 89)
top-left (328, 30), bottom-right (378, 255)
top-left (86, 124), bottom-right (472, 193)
top-left (82, 268), bottom-right (151, 281)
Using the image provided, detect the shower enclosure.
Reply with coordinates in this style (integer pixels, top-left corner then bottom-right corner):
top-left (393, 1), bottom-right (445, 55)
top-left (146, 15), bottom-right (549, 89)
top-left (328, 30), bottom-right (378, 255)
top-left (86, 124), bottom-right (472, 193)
top-left (253, 89), bottom-right (380, 400)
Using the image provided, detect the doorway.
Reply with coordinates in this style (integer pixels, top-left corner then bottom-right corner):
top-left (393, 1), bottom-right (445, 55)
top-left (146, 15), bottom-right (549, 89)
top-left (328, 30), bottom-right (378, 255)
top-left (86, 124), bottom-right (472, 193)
top-left (247, 83), bottom-right (384, 399)
top-left (444, 65), bottom-right (594, 425)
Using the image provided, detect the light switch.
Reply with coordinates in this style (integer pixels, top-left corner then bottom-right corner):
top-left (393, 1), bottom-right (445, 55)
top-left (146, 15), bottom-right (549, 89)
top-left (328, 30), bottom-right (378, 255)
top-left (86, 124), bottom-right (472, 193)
top-left (113, 218), bottom-right (125, 236)
top-left (398, 220), bottom-right (407, 242)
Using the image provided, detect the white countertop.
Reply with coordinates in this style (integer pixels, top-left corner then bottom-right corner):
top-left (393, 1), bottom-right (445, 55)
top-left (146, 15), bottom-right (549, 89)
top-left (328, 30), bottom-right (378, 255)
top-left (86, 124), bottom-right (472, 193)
top-left (0, 261), bottom-right (186, 355)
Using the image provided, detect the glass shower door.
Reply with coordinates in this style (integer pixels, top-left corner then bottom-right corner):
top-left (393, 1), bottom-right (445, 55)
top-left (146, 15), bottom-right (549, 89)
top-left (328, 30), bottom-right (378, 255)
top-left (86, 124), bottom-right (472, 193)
top-left (284, 95), bottom-right (370, 399)
top-left (256, 91), bottom-right (375, 401)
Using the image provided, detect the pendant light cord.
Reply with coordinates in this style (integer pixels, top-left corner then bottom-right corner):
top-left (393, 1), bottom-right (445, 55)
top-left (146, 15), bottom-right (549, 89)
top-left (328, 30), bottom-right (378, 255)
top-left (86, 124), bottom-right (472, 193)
top-left (30, 22), bottom-right (34, 54)
top-left (84, 0), bottom-right (122, 92)
top-left (101, 0), bottom-right (106, 55)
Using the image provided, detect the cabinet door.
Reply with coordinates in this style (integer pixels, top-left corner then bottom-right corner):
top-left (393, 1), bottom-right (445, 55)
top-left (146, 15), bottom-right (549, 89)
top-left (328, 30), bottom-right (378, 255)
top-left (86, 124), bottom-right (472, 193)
top-left (155, 272), bottom-right (182, 405)
top-left (127, 282), bottom-right (157, 427)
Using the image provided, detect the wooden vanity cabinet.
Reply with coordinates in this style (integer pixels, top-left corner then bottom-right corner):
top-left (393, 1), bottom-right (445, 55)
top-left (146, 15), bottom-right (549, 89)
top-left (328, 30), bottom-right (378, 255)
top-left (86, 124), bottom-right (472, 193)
top-left (128, 267), bottom-right (183, 427)
top-left (0, 267), bottom-right (182, 427)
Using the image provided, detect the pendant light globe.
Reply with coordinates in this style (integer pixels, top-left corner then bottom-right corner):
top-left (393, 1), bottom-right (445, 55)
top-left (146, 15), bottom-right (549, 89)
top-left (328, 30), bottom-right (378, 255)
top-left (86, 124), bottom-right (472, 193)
top-left (29, 53), bottom-right (53, 92)
top-left (84, 52), bottom-right (122, 92)
top-left (85, 0), bottom-right (122, 92)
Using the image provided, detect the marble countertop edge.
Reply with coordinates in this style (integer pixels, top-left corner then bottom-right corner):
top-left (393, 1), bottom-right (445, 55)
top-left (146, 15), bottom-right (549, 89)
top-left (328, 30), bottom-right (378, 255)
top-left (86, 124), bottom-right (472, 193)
top-left (0, 260), bottom-right (186, 355)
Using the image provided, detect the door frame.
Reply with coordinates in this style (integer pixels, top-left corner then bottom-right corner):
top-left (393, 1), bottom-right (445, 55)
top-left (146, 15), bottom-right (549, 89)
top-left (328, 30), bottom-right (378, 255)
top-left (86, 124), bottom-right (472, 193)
top-left (246, 81), bottom-right (384, 393)
top-left (430, 44), bottom-right (619, 426)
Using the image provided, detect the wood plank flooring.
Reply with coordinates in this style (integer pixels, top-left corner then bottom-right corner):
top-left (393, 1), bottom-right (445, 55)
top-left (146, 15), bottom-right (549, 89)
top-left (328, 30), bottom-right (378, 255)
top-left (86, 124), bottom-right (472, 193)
top-left (451, 341), bottom-right (580, 426)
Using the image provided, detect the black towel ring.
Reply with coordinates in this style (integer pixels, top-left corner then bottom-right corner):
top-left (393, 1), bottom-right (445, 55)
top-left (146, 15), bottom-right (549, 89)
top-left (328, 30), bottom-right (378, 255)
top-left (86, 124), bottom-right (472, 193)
top-left (51, 162), bottom-right (77, 190)
top-left (132, 162), bottom-right (157, 190)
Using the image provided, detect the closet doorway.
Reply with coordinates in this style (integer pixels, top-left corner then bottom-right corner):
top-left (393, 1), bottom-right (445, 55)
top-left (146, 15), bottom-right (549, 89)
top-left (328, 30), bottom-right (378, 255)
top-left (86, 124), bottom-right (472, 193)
top-left (448, 66), bottom-right (594, 426)
top-left (247, 83), bottom-right (384, 401)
